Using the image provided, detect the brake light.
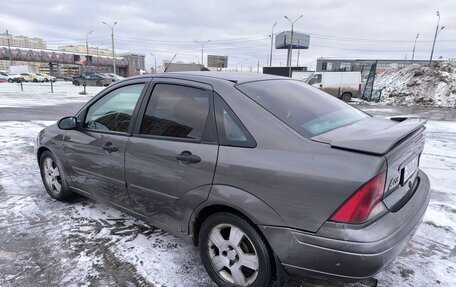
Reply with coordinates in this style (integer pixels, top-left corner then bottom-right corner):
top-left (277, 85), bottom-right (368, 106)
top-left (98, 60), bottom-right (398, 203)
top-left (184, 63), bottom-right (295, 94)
top-left (330, 171), bottom-right (387, 224)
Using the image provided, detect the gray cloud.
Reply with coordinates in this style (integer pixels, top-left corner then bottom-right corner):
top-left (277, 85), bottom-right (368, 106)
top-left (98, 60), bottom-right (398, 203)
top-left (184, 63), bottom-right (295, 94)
top-left (0, 0), bottom-right (454, 70)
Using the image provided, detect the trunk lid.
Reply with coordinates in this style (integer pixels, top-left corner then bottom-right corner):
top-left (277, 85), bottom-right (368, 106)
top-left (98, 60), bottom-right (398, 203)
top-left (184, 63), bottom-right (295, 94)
top-left (311, 116), bottom-right (426, 155)
top-left (312, 116), bottom-right (427, 211)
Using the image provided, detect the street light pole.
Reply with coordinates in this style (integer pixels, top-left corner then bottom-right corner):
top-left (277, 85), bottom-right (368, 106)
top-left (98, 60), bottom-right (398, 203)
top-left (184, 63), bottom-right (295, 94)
top-left (240, 58), bottom-right (247, 72)
top-left (297, 40), bottom-right (301, 66)
top-left (430, 11), bottom-right (445, 65)
top-left (195, 40), bottom-right (210, 66)
top-left (269, 22), bottom-right (276, 67)
top-left (411, 34), bottom-right (419, 64)
top-left (5, 30), bottom-right (12, 66)
top-left (83, 30), bottom-right (93, 95)
top-left (85, 30), bottom-right (93, 65)
top-left (284, 15), bottom-right (303, 77)
top-left (149, 53), bottom-right (157, 72)
top-left (102, 21), bottom-right (117, 74)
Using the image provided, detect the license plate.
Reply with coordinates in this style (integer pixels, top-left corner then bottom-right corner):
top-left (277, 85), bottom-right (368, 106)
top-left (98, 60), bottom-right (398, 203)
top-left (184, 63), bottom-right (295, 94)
top-left (402, 156), bottom-right (419, 184)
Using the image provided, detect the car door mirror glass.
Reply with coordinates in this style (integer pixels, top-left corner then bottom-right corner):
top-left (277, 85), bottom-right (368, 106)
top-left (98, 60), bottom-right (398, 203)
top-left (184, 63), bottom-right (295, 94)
top-left (58, 116), bottom-right (78, 130)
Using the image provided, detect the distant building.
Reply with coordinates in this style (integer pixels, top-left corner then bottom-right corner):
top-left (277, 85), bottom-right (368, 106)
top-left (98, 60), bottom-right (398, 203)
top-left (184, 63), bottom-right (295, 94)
top-left (58, 45), bottom-right (113, 57)
top-left (316, 58), bottom-right (443, 77)
top-left (0, 33), bottom-right (47, 70)
top-left (118, 53), bottom-right (146, 76)
top-left (0, 33), bottom-right (47, 49)
top-left (164, 63), bottom-right (208, 72)
top-left (263, 66), bottom-right (308, 77)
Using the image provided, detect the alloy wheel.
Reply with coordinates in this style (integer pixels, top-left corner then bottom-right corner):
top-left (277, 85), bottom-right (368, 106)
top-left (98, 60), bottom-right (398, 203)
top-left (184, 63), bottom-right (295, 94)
top-left (207, 223), bottom-right (259, 286)
top-left (43, 157), bottom-right (62, 195)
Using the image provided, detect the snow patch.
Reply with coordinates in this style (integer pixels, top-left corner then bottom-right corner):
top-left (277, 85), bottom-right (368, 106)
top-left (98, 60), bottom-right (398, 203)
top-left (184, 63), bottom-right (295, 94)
top-left (374, 61), bottom-right (456, 107)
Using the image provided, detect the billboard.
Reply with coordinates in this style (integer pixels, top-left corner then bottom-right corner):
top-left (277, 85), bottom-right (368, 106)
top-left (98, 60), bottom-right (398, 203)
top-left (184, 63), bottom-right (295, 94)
top-left (207, 55), bottom-right (228, 68)
top-left (275, 31), bottom-right (310, 49)
top-left (74, 55), bottom-right (92, 65)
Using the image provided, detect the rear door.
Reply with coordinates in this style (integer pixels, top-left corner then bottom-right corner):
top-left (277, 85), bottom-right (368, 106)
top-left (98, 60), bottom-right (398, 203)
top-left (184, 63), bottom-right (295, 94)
top-left (65, 81), bottom-right (148, 207)
top-left (125, 78), bottom-right (218, 229)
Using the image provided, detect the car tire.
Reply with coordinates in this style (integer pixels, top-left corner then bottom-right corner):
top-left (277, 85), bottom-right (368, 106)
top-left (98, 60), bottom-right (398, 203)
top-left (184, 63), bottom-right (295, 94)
top-left (199, 212), bottom-right (274, 287)
top-left (8, 79), bottom-right (13, 83)
top-left (73, 80), bottom-right (80, 86)
top-left (96, 80), bottom-right (102, 86)
top-left (33, 79), bottom-right (38, 83)
top-left (39, 151), bottom-right (73, 201)
top-left (341, 92), bottom-right (352, 102)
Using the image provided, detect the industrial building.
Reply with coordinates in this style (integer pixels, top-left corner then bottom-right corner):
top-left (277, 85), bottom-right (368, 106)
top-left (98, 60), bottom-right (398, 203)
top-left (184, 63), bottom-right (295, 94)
top-left (316, 58), bottom-right (443, 76)
top-left (0, 32), bottom-right (145, 77)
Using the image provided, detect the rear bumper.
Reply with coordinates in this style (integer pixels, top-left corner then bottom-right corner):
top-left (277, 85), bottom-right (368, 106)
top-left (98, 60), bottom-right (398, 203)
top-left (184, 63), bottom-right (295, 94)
top-left (260, 170), bottom-right (430, 281)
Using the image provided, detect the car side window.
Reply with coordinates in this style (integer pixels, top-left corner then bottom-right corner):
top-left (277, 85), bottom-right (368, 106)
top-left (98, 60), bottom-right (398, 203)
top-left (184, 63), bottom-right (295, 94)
top-left (84, 84), bottom-right (145, 133)
top-left (139, 84), bottom-right (210, 140)
top-left (214, 93), bottom-right (256, 148)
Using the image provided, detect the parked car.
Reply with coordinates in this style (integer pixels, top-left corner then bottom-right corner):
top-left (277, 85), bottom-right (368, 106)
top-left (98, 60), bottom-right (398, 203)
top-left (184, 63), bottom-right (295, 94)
top-left (306, 71), bottom-right (362, 102)
top-left (72, 74), bottom-right (112, 86)
top-left (101, 73), bottom-right (125, 82)
top-left (1, 70), bottom-right (22, 83)
top-left (36, 73), bottom-right (56, 82)
top-left (0, 71), bottom-right (8, 82)
top-left (17, 73), bottom-right (44, 82)
top-left (36, 72), bottom-right (430, 287)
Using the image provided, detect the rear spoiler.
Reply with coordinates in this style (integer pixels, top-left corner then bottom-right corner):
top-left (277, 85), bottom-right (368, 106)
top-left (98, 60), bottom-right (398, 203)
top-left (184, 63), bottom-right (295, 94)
top-left (329, 117), bottom-right (427, 155)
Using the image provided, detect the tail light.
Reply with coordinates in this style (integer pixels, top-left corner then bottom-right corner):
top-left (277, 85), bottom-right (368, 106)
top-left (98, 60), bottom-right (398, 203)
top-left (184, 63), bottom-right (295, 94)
top-left (330, 171), bottom-right (387, 224)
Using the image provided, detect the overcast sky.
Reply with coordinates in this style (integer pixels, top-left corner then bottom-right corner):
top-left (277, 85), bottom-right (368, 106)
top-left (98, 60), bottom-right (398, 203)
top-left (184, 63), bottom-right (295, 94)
top-left (1, 0), bottom-right (455, 70)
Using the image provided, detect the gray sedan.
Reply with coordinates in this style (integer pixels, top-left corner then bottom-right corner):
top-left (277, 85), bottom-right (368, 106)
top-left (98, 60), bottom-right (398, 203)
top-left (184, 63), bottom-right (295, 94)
top-left (36, 72), bottom-right (430, 286)
top-left (72, 74), bottom-right (112, 86)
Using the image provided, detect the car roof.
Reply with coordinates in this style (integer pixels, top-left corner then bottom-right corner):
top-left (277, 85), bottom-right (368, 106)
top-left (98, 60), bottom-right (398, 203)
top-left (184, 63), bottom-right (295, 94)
top-left (129, 71), bottom-right (288, 84)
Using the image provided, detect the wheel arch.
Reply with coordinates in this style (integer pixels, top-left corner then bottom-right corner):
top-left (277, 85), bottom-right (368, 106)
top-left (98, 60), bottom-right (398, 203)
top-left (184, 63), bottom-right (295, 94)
top-left (37, 146), bottom-right (51, 164)
top-left (190, 189), bottom-right (289, 285)
top-left (190, 185), bottom-right (286, 247)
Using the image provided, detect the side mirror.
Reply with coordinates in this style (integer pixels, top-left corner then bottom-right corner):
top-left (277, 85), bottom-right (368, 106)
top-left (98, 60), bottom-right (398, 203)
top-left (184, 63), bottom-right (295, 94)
top-left (58, 116), bottom-right (78, 130)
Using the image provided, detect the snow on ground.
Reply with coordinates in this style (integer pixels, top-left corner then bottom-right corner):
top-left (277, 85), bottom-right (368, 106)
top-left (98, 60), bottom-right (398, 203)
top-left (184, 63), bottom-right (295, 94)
top-left (0, 86), bottom-right (455, 286)
top-left (375, 121), bottom-right (456, 286)
top-left (0, 81), bottom-right (104, 107)
top-left (374, 61), bottom-right (456, 108)
top-left (0, 121), bottom-right (215, 287)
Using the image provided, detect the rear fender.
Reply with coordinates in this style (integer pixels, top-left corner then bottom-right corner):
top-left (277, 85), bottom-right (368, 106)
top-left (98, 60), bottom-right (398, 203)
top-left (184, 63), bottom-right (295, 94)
top-left (189, 184), bottom-right (286, 236)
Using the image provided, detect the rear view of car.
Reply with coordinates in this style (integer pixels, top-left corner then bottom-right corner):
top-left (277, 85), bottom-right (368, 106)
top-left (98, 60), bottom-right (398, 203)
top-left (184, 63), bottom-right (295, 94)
top-left (234, 79), bottom-right (430, 280)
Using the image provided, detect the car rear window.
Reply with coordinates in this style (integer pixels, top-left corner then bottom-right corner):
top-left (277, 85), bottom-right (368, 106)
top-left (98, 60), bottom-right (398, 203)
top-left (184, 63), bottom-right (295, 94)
top-left (236, 80), bottom-right (369, 138)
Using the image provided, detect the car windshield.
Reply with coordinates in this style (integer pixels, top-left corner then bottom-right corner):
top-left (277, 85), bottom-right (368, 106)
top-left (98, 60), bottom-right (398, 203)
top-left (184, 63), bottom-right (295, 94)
top-left (236, 79), bottom-right (369, 138)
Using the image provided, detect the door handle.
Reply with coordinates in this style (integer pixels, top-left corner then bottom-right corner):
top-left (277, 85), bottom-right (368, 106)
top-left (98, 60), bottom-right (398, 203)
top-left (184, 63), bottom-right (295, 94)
top-left (103, 142), bottom-right (118, 153)
top-left (175, 151), bottom-right (201, 164)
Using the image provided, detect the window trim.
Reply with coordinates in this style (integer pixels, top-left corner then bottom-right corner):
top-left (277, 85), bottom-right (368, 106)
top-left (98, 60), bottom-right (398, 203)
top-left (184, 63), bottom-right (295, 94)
top-left (132, 79), bottom-right (217, 144)
top-left (76, 80), bottom-right (150, 135)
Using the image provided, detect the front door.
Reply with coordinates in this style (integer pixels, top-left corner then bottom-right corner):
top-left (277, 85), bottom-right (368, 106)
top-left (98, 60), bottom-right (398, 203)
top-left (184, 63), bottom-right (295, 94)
top-left (125, 80), bottom-right (218, 230)
top-left (65, 83), bottom-right (147, 207)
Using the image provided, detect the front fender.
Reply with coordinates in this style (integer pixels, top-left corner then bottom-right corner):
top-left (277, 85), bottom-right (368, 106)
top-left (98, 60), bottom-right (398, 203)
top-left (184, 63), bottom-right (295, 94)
top-left (36, 125), bottom-right (72, 185)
